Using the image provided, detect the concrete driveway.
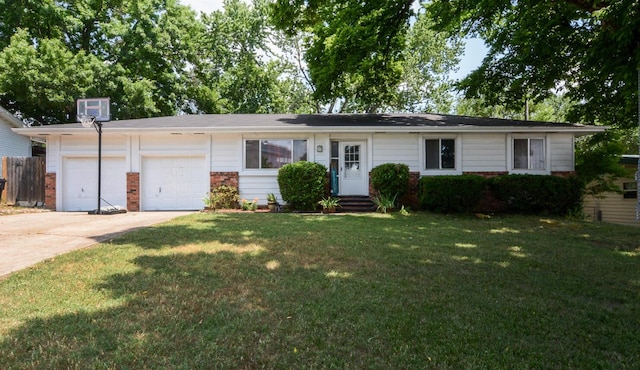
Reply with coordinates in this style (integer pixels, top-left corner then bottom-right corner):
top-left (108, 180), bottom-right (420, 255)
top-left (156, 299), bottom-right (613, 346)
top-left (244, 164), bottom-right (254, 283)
top-left (0, 211), bottom-right (193, 278)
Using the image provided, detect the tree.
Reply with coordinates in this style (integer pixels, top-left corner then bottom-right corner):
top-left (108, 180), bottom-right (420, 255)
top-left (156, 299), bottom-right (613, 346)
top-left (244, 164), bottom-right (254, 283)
top-left (426, 0), bottom-right (639, 130)
top-left (0, 0), bottom-right (202, 123)
top-left (271, 0), bottom-right (414, 112)
top-left (389, 11), bottom-right (462, 113)
top-left (191, 0), bottom-right (316, 114)
top-left (455, 93), bottom-right (576, 122)
top-left (0, 30), bottom-right (109, 124)
top-left (270, 1), bottom-right (462, 113)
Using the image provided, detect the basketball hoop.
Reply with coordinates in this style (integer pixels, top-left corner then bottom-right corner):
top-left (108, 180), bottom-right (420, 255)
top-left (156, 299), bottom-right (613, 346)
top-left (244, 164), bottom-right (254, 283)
top-left (78, 114), bottom-right (96, 128)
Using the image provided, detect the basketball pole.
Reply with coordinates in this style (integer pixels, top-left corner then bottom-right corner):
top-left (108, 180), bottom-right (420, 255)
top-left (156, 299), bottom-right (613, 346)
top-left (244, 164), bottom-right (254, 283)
top-left (97, 120), bottom-right (103, 215)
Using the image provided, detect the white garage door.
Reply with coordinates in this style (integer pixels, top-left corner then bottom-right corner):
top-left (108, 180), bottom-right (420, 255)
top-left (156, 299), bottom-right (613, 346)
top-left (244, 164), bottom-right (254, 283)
top-left (141, 156), bottom-right (208, 211)
top-left (62, 157), bottom-right (127, 211)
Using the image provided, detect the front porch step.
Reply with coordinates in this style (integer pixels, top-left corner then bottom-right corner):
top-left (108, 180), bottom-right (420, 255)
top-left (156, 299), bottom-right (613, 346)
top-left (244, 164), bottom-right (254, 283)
top-left (337, 196), bottom-right (375, 213)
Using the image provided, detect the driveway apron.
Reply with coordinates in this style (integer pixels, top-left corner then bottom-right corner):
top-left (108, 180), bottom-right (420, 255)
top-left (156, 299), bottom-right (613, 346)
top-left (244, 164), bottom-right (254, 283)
top-left (0, 211), bottom-right (193, 278)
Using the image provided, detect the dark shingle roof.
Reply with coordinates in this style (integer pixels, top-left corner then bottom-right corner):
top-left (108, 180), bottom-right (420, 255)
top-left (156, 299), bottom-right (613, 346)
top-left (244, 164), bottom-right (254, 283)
top-left (15, 113), bottom-right (606, 135)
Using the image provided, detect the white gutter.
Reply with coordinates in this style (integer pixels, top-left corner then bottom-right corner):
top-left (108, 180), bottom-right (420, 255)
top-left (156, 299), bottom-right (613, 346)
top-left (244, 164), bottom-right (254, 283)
top-left (0, 105), bottom-right (25, 128)
top-left (13, 125), bottom-right (608, 137)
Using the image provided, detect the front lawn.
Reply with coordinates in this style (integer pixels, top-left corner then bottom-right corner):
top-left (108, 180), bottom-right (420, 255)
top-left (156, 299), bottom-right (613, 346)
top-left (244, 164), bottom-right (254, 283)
top-left (1, 212), bottom-right (639, 368)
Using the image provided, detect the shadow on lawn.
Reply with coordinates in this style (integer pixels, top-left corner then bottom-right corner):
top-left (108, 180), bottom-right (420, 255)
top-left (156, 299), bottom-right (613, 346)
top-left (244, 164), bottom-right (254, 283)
top-left (2, 213), bottom-right (640, 368)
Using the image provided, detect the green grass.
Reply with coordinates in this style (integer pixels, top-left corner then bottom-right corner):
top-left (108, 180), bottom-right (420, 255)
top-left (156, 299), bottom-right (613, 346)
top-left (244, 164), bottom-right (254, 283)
top-left (1, 212), bottom-right (639, 368)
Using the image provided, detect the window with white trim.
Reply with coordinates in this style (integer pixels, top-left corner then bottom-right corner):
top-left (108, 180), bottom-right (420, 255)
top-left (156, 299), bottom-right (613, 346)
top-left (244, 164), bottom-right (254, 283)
top-left (245, 139), bottom-right (307, 169)
top-left (513, 138), bottom-right (545, 170)
top-left (425, 138), bottom-right (456, 170)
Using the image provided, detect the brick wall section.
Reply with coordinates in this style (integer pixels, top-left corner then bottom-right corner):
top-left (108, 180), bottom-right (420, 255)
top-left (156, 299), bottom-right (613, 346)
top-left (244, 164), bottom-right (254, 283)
top-left (551, 171), bottom-right (576, 177)
top-left (401, 172), bottom-right (420, 209)
top-left (126, 172), bottom-right (140, 212)
top-left (210, 172), bottom-right (239, 190)
top-left (368, 171), bottom-right (421, 209)
top-left (463, 171), bottom-right (509, 178)
top-left (44, 172), bottom-right (56, 210)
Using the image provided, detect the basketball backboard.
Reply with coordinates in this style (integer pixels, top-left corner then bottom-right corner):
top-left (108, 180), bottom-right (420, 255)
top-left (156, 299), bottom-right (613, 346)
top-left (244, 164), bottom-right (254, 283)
top-left (77, 97), bottom-right (110, 122)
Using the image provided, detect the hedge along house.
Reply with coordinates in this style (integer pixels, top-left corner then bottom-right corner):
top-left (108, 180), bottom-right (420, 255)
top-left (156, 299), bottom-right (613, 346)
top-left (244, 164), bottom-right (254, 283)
top-left (13, 114), bottom-right (606, 212)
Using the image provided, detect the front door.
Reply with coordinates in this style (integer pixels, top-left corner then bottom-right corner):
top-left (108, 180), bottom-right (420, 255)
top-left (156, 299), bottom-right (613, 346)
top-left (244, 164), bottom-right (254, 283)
top-left (339, 141), bottom-right (368, 195)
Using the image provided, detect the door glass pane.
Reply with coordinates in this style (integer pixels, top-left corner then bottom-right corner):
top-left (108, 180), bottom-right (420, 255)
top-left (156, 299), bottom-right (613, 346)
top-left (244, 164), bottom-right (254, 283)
top-left (344, 145), bottom-right (361, 179)
top-left (425, 139), bottom-right (440, 169)
top-left (513, 139), bottom-right (528, 169)
top-left (441, 139), bottom-right (455, 169)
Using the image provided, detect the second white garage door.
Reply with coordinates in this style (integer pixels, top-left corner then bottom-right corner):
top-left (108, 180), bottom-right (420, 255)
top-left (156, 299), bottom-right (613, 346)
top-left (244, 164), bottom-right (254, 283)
top-left (141, 156), bottom-right (209, 211)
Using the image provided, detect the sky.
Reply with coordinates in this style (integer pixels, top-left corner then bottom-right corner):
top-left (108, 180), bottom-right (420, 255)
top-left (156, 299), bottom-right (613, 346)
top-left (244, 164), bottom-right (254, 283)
top-left (180, 0), bottom-right (487, 80)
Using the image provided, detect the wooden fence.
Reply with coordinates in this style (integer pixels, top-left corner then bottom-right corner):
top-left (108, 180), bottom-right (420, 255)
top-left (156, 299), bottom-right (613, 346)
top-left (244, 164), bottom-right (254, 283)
top-left (1, 157), bottom-right (45, 206)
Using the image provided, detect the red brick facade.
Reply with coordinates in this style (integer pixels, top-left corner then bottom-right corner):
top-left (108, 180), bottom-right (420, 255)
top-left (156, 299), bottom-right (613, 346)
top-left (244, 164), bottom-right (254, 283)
top-left (463, 171), bottom-right (509, 178)
top-left (368, 171), bottom-right (421, 209)
top-left (551, 171), bottom-right (576, 177)
top-left (45, 173), bottom-right (56, 210)
top-left (126, 172), bottom-right (140, 212)
top-left (210, 172), bottom-right (239, 190)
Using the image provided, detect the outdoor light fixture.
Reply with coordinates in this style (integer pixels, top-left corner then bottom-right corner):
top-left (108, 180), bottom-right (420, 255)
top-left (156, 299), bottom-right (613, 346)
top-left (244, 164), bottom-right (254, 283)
top-left (317, 145), bottom-right (323, 153)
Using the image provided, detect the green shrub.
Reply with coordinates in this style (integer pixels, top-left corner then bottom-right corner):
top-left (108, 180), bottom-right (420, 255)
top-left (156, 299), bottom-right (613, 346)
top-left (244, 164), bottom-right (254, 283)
top-left (370, 163), bottom-right (410, 198)
top-left (205, 185), bottom-right (239, 209)
top-left (487, 174), bottom-right (583, 215)
top-left (419, 175), bottom-right (487, 213)
top-left (277, 161), bottom-right (328, 211)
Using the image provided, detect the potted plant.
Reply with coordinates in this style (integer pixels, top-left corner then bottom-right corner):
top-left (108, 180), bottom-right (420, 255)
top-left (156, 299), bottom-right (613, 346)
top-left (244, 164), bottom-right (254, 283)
top-left (267, 193), bottom-right (279, 211)
top-left (318, 196), bottom-right (340, 213)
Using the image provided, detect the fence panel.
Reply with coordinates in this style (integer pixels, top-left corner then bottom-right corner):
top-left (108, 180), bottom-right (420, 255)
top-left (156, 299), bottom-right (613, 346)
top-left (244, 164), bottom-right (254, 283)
top-left (1, 157), bottom-right (45, 205)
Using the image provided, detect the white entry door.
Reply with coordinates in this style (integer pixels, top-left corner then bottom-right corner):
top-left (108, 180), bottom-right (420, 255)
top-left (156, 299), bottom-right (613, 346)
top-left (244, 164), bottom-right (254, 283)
top-left (339, 142), bottom-right (368, 195)
top-left (62, 157), bottom-right (126, 211)
top-left (141, 156), bottom-right (208, 211)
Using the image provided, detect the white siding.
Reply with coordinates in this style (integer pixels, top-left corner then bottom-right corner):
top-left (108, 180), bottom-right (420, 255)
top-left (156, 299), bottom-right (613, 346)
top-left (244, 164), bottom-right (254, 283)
top-left (372, 134), bottom-right (419, 170)
top-left (140, 134), bottom-right (209, 153)
top-left (212, 133), bottom-right (241, 171)
top-left (0, 121), bottom-right (31, 174)
top-left (549, 133), bottom-right (575, 172)
top-left (60, 135), bottom-right (127, 153)
top-left (461, 133), bottom-right (507, 172)
top-left (46, 137), bottom-right (60, 173)
top-left (583, 172), bottom-right (639, 226)
top-left (238, 174), bottom-right (281, 205)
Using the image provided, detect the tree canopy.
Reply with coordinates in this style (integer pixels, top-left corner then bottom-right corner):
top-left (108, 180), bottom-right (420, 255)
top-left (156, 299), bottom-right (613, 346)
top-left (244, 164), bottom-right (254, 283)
top-left (426, 0), bottom-right (639, 130)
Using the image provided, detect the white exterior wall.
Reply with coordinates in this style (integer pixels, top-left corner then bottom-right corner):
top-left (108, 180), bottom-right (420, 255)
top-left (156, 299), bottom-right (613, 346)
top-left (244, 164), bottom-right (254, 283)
top-left (0, 121), bottom-right (31, 174)
top-left (549, 133), bottom-right (575, 172)
top-left (372, 134), bottom-right (420, 171)
top-left (461, 133), bottom-right (507, 173)
top-left (583, 180), bottom-right (638, 226)
top-left (41, 127), bottom-right (582, 211)
top-left (212, 133), bottom-right (241, 171)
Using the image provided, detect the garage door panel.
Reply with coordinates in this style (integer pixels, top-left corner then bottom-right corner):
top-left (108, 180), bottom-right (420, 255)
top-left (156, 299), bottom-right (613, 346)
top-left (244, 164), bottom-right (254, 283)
top-left (141, 156), bottom-right (208, 211)
top-left (63, 157), bottom-right (126, 211)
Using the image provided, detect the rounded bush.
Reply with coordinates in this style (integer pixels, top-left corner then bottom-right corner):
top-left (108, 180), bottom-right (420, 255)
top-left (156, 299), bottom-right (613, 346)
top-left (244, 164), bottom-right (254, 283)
top-left (370, 163), bottom-right (410, 198)
top-left (277, 161), bottom-right (328, 211)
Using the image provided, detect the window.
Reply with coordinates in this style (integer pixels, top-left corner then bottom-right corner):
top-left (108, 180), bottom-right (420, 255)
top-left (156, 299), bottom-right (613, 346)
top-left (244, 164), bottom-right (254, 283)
top-left (245, 139), bottom-right (307, 169)
top-left (425, 138), bottom-right (455, 170)
top-left (513, 138), bottom-right (545, 170)
top-left (623, 182), bottom-right (638, 199)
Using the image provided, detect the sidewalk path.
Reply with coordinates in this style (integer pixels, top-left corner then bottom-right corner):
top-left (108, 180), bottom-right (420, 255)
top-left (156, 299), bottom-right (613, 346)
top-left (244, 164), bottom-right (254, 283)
top-left (0, 211), bottom-right (193, 278)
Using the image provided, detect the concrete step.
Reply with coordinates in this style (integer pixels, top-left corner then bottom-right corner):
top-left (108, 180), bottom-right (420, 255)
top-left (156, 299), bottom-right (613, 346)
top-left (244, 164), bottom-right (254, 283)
top-left (337, 196), bottom-right (375, 212)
